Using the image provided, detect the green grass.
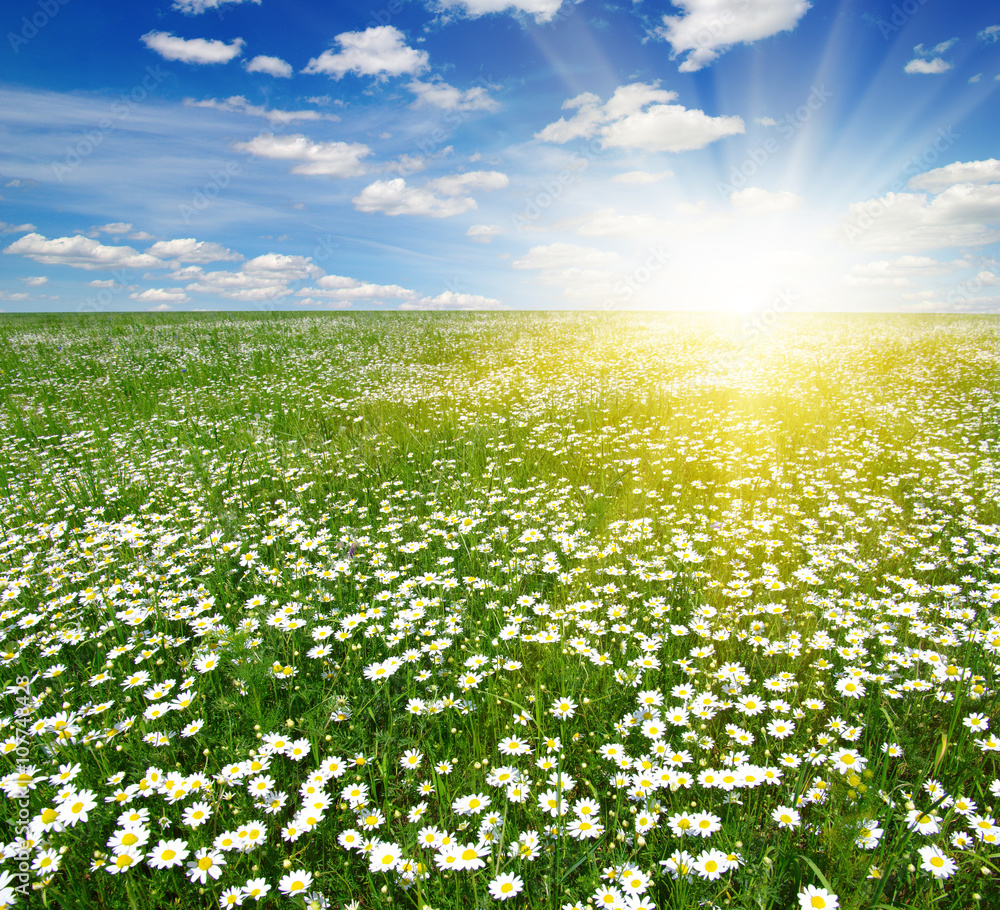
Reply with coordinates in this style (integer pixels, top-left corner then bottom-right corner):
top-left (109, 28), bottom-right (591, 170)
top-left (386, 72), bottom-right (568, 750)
top-left (0, 311), bottom-right (998, 910)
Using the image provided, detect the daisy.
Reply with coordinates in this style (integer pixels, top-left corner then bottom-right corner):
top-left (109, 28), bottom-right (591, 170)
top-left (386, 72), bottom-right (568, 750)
top-left (188, 848), bottom-right (225, 885)
top-left (488, 872), bottom-right (524, 901)
top-left (772, 806), bottom-right (800, 829)
top-left (182, 801), bottom-right (212, 828)
top-left (147, 839), bottom-right (189, 870)
top-left (106, 847), bottom-right (143, 875)
top-left (242, 878), bottom-right (271, 902)
top-left (58, 789), bottom-right (97, 827)
top-left (918, 845), bottom-right (957, 879)
top-left (369, 841), bottom-right (402, 873)
top-left (277, 869), bottom-right (313, 896)
top-left (693, 849), bottom-right (730, 881)
top-left (798, 885), bottom-right (838, 910)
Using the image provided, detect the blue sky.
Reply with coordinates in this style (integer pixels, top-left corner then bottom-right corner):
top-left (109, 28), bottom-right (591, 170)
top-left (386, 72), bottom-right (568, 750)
top-left (1, 0), bottom-right (998, 313)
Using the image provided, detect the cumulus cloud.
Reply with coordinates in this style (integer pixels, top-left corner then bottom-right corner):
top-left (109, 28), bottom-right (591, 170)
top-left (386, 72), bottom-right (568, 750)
top-left (429, 0), bottom-right (563, 23)
top-left (298, 276), bottom-right (419, 303)
top-left (904, 57), bottom-right (951, 75)
top-left (3, 233), bottom-right (161, 270)
top-left (574, 209), bottom-right (668, 238)
top-left (403, 290), bottom-right (504, 309)
top-left (467, 224), bottom-right (502, 242)
top-left (352, 171), bottom-right (508, 217)
top-left (653, 0), bottom-right (812, 72)
top-left (536, 83), bottom-right (744, 153)
top-left (841, 184), bottom-right (1000, 251)
top-left (141, 31), bottom-right (245, 65)
top-left (0, 221), bottom-right (36, 234)
top-left (845, 255), bottom-right (965, 287)
top-left (244, 55), bottom-right (293, 78)
top-left (302, 26), bottom-right (428, 80)
top-left (172, 0), bottom-right (260, 13)
top-left (183, 253), bottom-right (323, 302)
top-left (234, 133), bottom-right (372, 178)
top-left (980, 25), bottom-right (1000, 44)
top-left (83, 222), bottom-right (133, 238)
top-left (130, 288), bottom-right (190, 303)
top-left (407, 78), bottom-right (499, 112)
top-left (730, 187), bottom-right (804, 214)
top-left (186, 96), bottom-right (337, 124)
top-left (21, 276), bottom-right (47, 286)
top-left (512, 242), bottom-right (621, 270)
top-left (908, 158), bottom-right (1000, 193)
top-left (146, 239), bottom-right (242, 264)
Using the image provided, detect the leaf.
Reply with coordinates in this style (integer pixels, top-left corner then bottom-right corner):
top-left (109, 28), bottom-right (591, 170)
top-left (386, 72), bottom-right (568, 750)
top-left (797, 854), bottom-right (834, 895)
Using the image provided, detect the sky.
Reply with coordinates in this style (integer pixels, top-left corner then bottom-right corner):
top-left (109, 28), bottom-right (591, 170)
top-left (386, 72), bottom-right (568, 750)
top-left (1, 0), bottom-right (998, 315)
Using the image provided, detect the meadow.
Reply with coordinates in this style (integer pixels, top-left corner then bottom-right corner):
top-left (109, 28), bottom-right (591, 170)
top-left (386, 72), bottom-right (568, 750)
top-left (0, 311), bottom-right (998, 910)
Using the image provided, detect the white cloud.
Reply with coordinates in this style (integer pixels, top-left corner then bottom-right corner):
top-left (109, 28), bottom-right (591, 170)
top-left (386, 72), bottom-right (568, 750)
top-left (302, 26), bottom-right (429, 80)
top-left (467, 224), bottom-right (502, 242)
top-left (0, 221), bottom-right (35, 234)
top-left (730, 187), bottom-right (804, 214)
top-left (0, 291), bottom-right (29, 301)
top-left (141, 31), bottom-right (245, 65)
top-left (611, 170), bottom-right (674, 184)
top-left (300, 277), bottom-right (418, 302)
top-left (352, 171), bottom-right (507, 218)
top-left (146, 238), bottom-right (242, 263)
top-left (185, 253), bottom-right (322, 301)
top-left (244, 55), bottom-right (293, 78)
top-left (3, 233), bottom-right (161, 270)
top-left (653, 0), bottom-right (811, 72)
top-left (755, 117), bottom-right (778, 127)
top-left (536, 83), bottom-right (744, 153)
top-left (407, 78), bottom-right (499, 112)
top-left (908, 158), bottom-right (1000, 193)
top-left (512, 242), bottom-right (621, 271)
top-left (21, 276), bottom-right (47, 286)
top-left (980, 25), bottom-right (1000, 43)
top-left (574, 209), bottom-right (667, 238)
top-left (234, 133), bottom-right (372, 177)
top-left (841, 184), bottom-right (1000, 251)
top-left (186, 96), bottom-right (337, 124)
top-left (172, 0), bottom-right (260, 14)
top-left (429, 0), bottom-right (563, 23)
top-left (904, 57), bottom-right (951, 75)
top-left (86, 222), bottom-right (133, 237)
top-left (403, 290), bottom-right (504, 309)
top-left (130, 288), bottom-right (190, 303)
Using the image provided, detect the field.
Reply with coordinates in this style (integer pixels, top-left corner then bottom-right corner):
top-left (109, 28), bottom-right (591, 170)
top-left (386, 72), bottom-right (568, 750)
top-left (0, 311), bottom-right (998, 910)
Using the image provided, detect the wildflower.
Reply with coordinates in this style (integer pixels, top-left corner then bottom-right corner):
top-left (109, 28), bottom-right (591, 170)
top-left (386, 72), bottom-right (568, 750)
top-left (369, 841), bottom-right (402, 873)
top-left (242, 878), bottom-right (271, 902)
top-left (187, 848), bottom-right (225, 885)
top-left (58, 789), bottom-right (98, 827)
top-left (918, 845), bottom-right (956, 879)
top-left (694, 849), bottom-right (730, 881)
top-left (550, 697), bottom-right (577, 720)
top-left (772, 806), bottom-right (800, 829)
top-left (691, 811), bottom-right (722, 837)
top-left (182, 801), bottom-right (212, 828)
top-left (278, 869), bottom-right (313, 896)
top-left (798, 885), bottom-right (839, 910)
top-left (488, 872), bottom-right (524, 901)
top-left (148, 839), bottom-right (189, 869)
top-left (106, 847), bottom-right (143, 875)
